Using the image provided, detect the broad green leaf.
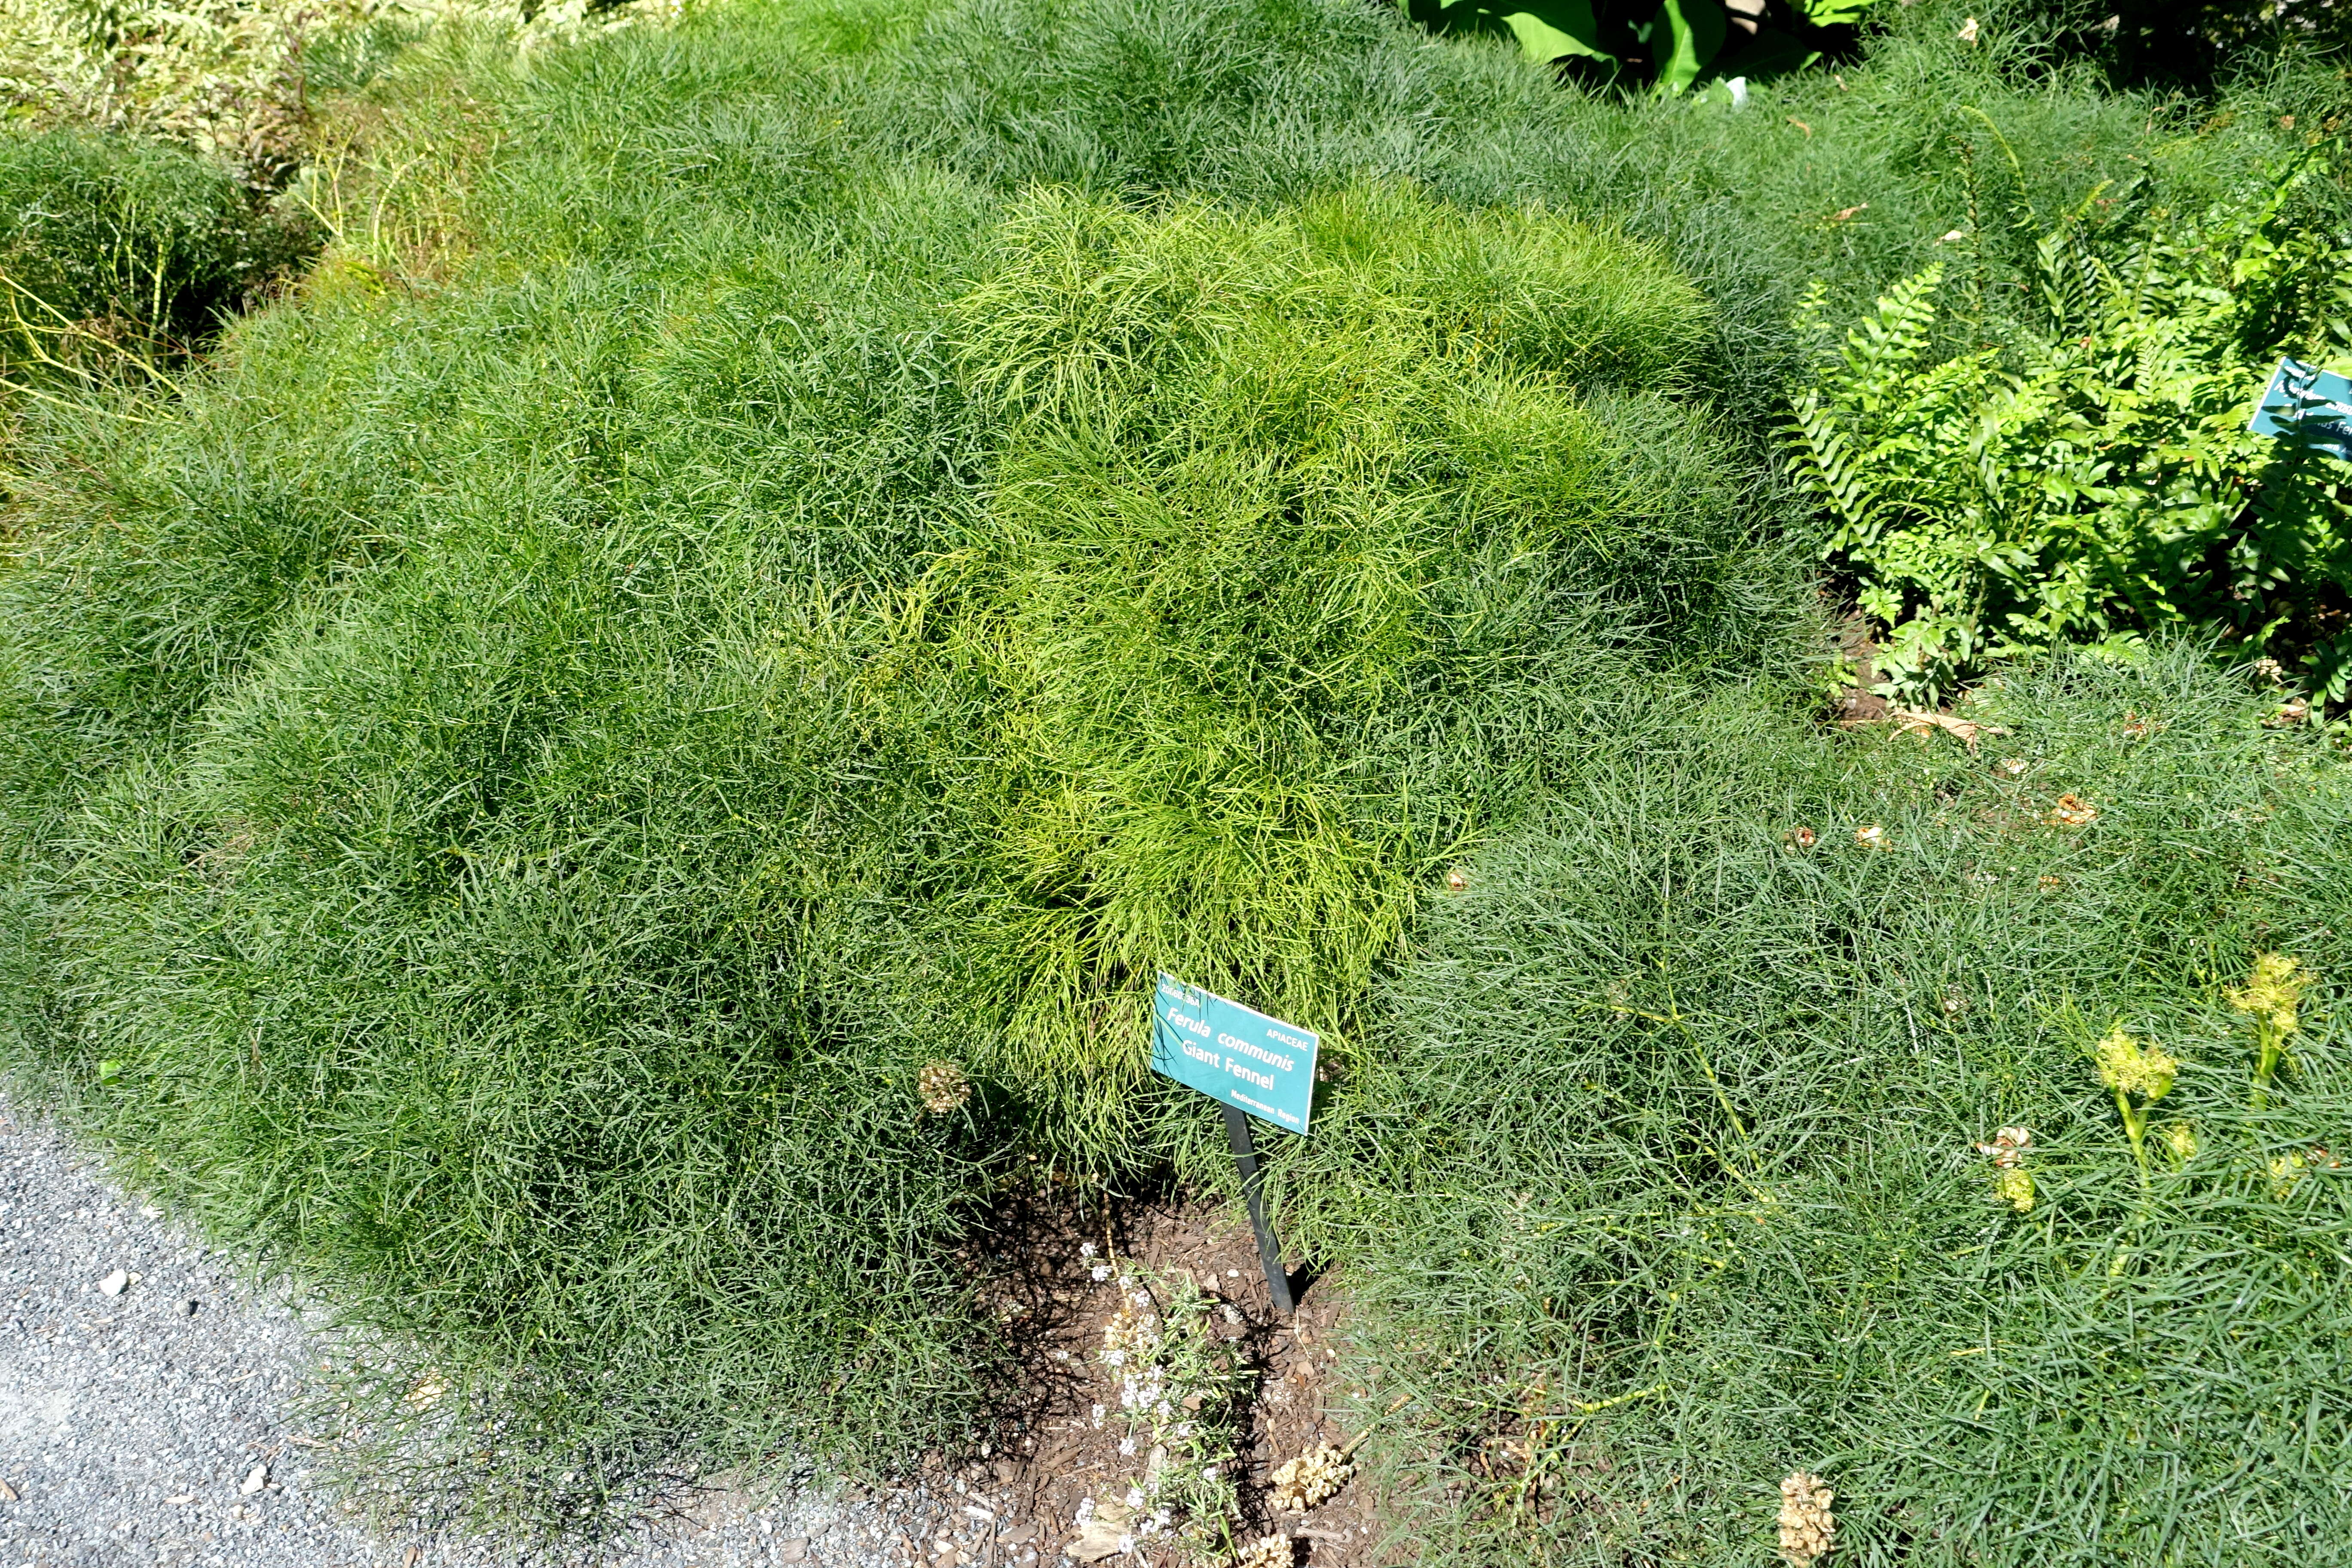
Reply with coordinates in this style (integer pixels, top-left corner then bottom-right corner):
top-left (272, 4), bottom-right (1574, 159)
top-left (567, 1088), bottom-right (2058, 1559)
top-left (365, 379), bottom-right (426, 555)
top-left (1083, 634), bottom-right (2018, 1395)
top-left (1403, 0), bottom-right (1614, 66)
top-left (1501, 1), bottom-right (1612, 64)
top-left (1652, 0), bottom-right (1724, 94)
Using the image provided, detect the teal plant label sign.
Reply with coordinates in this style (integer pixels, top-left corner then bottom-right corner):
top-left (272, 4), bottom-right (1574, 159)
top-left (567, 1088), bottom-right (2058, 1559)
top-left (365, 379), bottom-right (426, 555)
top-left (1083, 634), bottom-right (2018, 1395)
top-left (2251, 357), bottom-right (2352, 461)
top-left (1149, 973), bottom-right (1319, 1135)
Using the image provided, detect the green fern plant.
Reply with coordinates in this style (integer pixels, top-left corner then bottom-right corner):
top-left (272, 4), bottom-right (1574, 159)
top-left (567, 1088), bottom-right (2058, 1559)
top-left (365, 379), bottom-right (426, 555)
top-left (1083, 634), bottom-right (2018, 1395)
top-left (1788, 158), bottom-right (2352, 707)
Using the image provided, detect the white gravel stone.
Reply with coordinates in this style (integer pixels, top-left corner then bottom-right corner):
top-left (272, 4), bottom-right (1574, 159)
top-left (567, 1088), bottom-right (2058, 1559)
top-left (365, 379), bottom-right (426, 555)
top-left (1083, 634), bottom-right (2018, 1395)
top-left (2, 1091), bottom-right (954, 1566)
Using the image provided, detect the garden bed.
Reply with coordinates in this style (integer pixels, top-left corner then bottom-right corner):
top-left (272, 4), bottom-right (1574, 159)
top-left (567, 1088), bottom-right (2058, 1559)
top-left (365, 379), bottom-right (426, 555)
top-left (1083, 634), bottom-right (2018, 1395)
top-left (3, 0), bottom-right (2351, 1564)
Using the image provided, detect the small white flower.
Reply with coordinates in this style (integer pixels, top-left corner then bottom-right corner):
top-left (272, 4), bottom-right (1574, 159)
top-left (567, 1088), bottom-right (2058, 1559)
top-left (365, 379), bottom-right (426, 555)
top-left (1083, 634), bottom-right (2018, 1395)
top-left (1091, 1265), bottom-right (1112, 1282)
top-left (1118, 1437), bottom-right (1136, 1455)
top-left (1053, 1349), bottom-right (1070, 1361)
top-left (1079, 1241), bottom-right (1098, 1258)
top-left (1203, 1465), bottom-right (1219, 1482)
top-left (1155, 1402), bottom-right (1173, 1419)
top-left (1131, 1292), bottom-right (1152, 1311)
top-left (1090, 1403), bottom-right (1106, 1427)
top-left (1105, 1349), bottom-right (1125, 1367)
top-left (1075, 1499), bottom-right (1095, 1525)
top-left (1151, 1509), bottom-right (1171, 1529)
top-left (1125, 1488), bottom-right (1145, 1510)
top-left (1174, 1422), bottom-right (1194, 1438)
top-left (1115, 1536), bottom-right (1136, 1555)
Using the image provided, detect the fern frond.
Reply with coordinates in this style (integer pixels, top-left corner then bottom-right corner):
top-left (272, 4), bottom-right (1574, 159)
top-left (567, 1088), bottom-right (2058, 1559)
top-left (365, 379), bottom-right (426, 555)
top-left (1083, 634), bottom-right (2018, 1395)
top-left (1837, 264), bottom-right (1943, 415)
top-left (2035, 226), bottom-right (2099, 337)
top-left (1785, 386), bottom-right (1881, 548)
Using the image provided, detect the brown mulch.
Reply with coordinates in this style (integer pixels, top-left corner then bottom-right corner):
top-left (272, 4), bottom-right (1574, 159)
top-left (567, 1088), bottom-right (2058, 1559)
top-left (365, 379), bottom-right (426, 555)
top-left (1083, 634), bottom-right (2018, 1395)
top-left (934, 1182), bottom-right (1397, 1568)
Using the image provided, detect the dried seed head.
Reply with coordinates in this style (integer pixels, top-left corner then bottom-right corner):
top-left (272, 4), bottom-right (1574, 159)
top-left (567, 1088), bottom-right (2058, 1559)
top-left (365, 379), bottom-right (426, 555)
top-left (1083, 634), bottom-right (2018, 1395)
top-left (1778, 1471), bottom-right (1837, 1565)
top-left (2252, 656), bottom-right (2287, 686)
top-left (2045, 793), bottom-right (2097, 828)
top-left (1974, 1127), bottom-right (2036, 1211)
top-left (1784, 825), bottom-right (1817, 851)
top-left (1854, 823), bottom-right (1890, 851)
top-left (1974, 1126), bottom-right (2031, 1168)
top-left (1101, 1296), bottom-right (1160, 1361)
top-left (1269, 1445), bottom-right (1353, 1511)
top-left (917, 1060), bottom-right (971, 1114)
top-left (2265, 696), bottom-right (2311, 728)
top-left (1234, 1534), bottom-right (1293, 1568)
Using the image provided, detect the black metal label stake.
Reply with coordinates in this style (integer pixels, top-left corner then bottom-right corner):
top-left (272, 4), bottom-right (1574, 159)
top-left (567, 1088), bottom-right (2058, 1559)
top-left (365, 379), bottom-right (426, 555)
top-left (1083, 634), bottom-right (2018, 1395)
top-left (1223, 1103), bottom-right (1294, 1315)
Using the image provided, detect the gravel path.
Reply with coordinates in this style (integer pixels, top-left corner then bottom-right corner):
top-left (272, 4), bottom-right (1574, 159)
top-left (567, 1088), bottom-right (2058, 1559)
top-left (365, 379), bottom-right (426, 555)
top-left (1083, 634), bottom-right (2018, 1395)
top-left (0, 1096), bottom-right (1013, 1568)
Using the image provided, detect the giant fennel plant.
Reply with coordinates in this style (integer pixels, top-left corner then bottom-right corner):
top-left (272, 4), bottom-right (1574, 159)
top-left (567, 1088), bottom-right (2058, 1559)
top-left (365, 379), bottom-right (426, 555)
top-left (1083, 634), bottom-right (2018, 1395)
top-left (1787, 158), bottom-right (2352, 705)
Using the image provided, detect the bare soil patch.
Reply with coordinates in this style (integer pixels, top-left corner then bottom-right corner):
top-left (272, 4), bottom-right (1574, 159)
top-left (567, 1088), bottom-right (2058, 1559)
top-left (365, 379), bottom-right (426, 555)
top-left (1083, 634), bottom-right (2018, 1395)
top-left (927, 1182), bottom-right (1397, 1568)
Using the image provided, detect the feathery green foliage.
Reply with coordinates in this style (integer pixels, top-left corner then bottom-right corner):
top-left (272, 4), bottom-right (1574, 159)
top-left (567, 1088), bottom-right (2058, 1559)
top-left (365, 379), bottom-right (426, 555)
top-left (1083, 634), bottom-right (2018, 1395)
top-left (0, 126), bottom-right (304, 371)
top-left (1300, 649), bottom-right (2352, 1567)
top-left (2, 0), bottom-right (2351, 1558)
top-left (933, 183), bottom-right (1737, 1139)
top-left (0, 27), bottom-right (1779, 1520)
